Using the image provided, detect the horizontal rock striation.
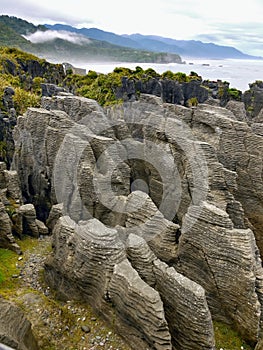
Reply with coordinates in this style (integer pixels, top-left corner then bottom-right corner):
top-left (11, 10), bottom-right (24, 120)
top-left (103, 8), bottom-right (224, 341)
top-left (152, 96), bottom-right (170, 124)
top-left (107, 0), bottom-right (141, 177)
top-left (11, 93), bottom-right (263, 348)
top-left (0, 161), bottom-right (47, 252)
top-left (176, 201), bottom-right (262, 342)
top-left (153, 259), bottom-right (215, 350)
top-left (108, 259), bottom-right (172, 350)
top-left (191, 103), bottom-right (263, 260)
top-left (45, 214), bottom-right (215, 350)
top-left (0, 298), bottom-right (38, 350)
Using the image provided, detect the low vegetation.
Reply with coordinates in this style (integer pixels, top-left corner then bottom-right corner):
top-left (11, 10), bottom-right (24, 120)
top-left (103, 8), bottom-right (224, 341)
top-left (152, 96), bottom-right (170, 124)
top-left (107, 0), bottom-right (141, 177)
top-left (0, 47), bottom-right (64, 116)
top-left (64, 66), bottom-right (202, 106)
top-left (214, 321), bottom-right (252, 350)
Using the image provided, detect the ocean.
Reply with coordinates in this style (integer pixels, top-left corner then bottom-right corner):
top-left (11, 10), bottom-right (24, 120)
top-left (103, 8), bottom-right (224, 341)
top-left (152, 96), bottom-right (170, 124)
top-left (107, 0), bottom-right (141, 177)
top-left (82, 58), bottom-right (263, 92)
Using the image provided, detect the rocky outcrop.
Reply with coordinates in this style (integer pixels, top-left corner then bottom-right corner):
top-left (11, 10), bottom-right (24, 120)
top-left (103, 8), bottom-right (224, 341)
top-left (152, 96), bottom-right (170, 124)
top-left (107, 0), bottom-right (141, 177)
top-left (126, 233), bottom-right (215, 349)
top-left (12, 93), bottom-right (263, 348)
top-left (0, 298), bottom-right (38, 350)
top-left (243, 80), bottom-right (263, 119)
top-left (45, 214), bottom-right (215, 350)
top-left (190, 103), bottom-right (263, 261)
top-left (153, 259), bottom-right (215, 350)
top-left (114, 76), bottom-right (209, 106)
top-left (0, 161), bottom-right (47, 251)
top-left (108, 259), bottom-right (173, 350)
top-left (0, 198), bottom-right (21, 253)
top-left (176, 201), bottom-right (262, 342)
top-left (19, 204), bottom-right (40, 238)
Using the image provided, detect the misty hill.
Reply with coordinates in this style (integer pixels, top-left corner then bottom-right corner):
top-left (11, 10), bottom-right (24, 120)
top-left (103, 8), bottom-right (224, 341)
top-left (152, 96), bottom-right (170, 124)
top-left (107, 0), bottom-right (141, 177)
top-left (46, 23), bottom-right (261, 60)
top-left (0, 22), bottom-right (33, 50)
top-left (45, 23), bottom-right (143, 50)
top-left (126, 34), bottom-right (259, 59)
top-left (0, 16), bottom-right (182, 64)
top-left (0, 14), bottom-right (46, 35)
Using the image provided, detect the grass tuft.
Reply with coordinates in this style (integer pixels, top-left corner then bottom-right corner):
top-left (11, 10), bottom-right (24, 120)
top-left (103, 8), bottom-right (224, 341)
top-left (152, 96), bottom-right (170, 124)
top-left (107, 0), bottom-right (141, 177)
top-left (214, 321), bottom-right (252, 350)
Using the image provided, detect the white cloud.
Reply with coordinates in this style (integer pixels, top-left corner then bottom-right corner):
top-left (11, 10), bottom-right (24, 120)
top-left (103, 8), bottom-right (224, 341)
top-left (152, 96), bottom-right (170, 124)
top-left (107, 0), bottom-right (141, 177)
top-left (1, 0), bottom-right (263, 56)
top-left (23, 30), bottom-right (91, 45)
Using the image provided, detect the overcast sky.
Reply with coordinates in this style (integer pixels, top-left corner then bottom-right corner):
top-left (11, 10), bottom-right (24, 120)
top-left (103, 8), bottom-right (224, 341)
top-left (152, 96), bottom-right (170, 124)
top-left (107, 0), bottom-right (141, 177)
top-left (1, 0), bottom-right (263, 56)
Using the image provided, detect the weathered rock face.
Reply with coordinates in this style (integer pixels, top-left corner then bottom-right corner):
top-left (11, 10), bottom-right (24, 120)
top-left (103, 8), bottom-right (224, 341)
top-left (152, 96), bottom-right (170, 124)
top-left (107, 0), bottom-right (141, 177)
top-left (0, 161), bottom-right (48, 251)
top-left (243, 80), bottom-right (263, 119)
top-left (45, 214), bottom-right (215, 350)
top-left (108, 259), bottom-right (173, 350)
top-left (0, 198), bottom-right (20, 253)
top-left (190, 103), bottom-right (263, 262)
top-left (12, 93), bottom-right (263, 348)
top-left (114, 76), bottom-right (208, 106)
top-left (176, 202), bottom-right (262, 342)
top-left (0, 298), bottom-right (39, 350)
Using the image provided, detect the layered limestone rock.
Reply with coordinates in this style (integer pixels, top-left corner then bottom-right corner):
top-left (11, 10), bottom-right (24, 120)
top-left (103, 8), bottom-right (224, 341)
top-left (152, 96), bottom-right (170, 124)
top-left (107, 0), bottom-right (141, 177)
top-left (12, 94), bottom-right (263, 348)
top-left (127, 233), bottom-right (215, 350)
top-left (108, 259), bottom-right (172, 350)
top-left (190, 103), bottom-right (263, 260)
top-left (176, 201), bottom-right (262, 343)
top-left (0, 161), bottom-right (48, 251)
top-left (153, 259), bottom-right (215, 350)
top-left (18, 204), bottom-right (40, 238)
top-left (0, 198), bottom-right (21, 253)
top-left (44, 216), bottom-right (126, 309)
top-left (0, 298), bottom-right (38, 350)
top-left (45, 215), bottom-right (215, 350)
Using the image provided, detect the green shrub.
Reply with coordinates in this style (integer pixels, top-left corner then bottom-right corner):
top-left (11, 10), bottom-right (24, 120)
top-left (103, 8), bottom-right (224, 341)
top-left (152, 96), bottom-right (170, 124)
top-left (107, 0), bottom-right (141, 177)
top-left (173, 72), bottom-right (189, 83)
top-left (13, 87), bottom-right (40, 115)
top-left (228, 87), bottom-right (242, 101)
top-left (32, 76), bottom-right (45, 94)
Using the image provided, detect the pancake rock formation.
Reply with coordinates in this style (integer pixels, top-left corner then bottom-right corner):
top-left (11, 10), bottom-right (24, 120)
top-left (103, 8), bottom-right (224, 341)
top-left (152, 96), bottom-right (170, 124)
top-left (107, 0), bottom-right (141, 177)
top-left (11, 92), bottom-right (263, 349)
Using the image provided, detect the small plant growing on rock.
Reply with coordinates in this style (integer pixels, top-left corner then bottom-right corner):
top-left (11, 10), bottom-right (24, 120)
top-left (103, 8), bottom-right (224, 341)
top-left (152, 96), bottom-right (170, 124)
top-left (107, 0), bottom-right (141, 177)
top-left (187, 97), bottom-right (198, 107)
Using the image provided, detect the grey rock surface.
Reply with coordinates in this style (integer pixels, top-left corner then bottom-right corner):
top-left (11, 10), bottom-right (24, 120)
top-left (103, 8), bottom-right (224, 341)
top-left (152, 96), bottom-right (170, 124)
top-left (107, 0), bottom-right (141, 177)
top-left (176, 201), bottom-right (262, 343)
top-left (0, 198), bottom-right (21, 253)
top-left (153, 259), bottom-right (215, 350)
top-left (0, 298), bottom-right (38, 350)
top-left (108, 259), bottom-right (172, 350)
top-left (19, 204), bottom-right (39, 238)
top-left (11, 94), bottom-right (263, 348)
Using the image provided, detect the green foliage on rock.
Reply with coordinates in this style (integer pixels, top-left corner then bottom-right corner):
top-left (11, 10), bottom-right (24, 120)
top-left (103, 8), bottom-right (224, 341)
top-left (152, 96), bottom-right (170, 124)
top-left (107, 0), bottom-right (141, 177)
top-left (0, 46), bottom-right (65, 115)
top-left (76, 70), bottom-right (123, 106)
top-left (228, 87), bottom-right (242, 101)
top-left (187, 97), bottom-right (198, 107)
top-left (64, 66), bottom-right (203, 106)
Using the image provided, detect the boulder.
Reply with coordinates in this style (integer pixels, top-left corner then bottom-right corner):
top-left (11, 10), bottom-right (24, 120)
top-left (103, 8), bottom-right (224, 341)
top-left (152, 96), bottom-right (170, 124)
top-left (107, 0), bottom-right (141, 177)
top-left (18, 204), bottom-right (39, 237)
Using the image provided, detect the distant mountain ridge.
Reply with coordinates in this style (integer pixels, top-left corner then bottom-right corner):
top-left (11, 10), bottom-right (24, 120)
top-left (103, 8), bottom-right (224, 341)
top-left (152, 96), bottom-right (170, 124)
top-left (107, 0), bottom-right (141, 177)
top-left (0, 15), bottom-right (182, 64)
top-left (46, 23), bottom-right (262, 60)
